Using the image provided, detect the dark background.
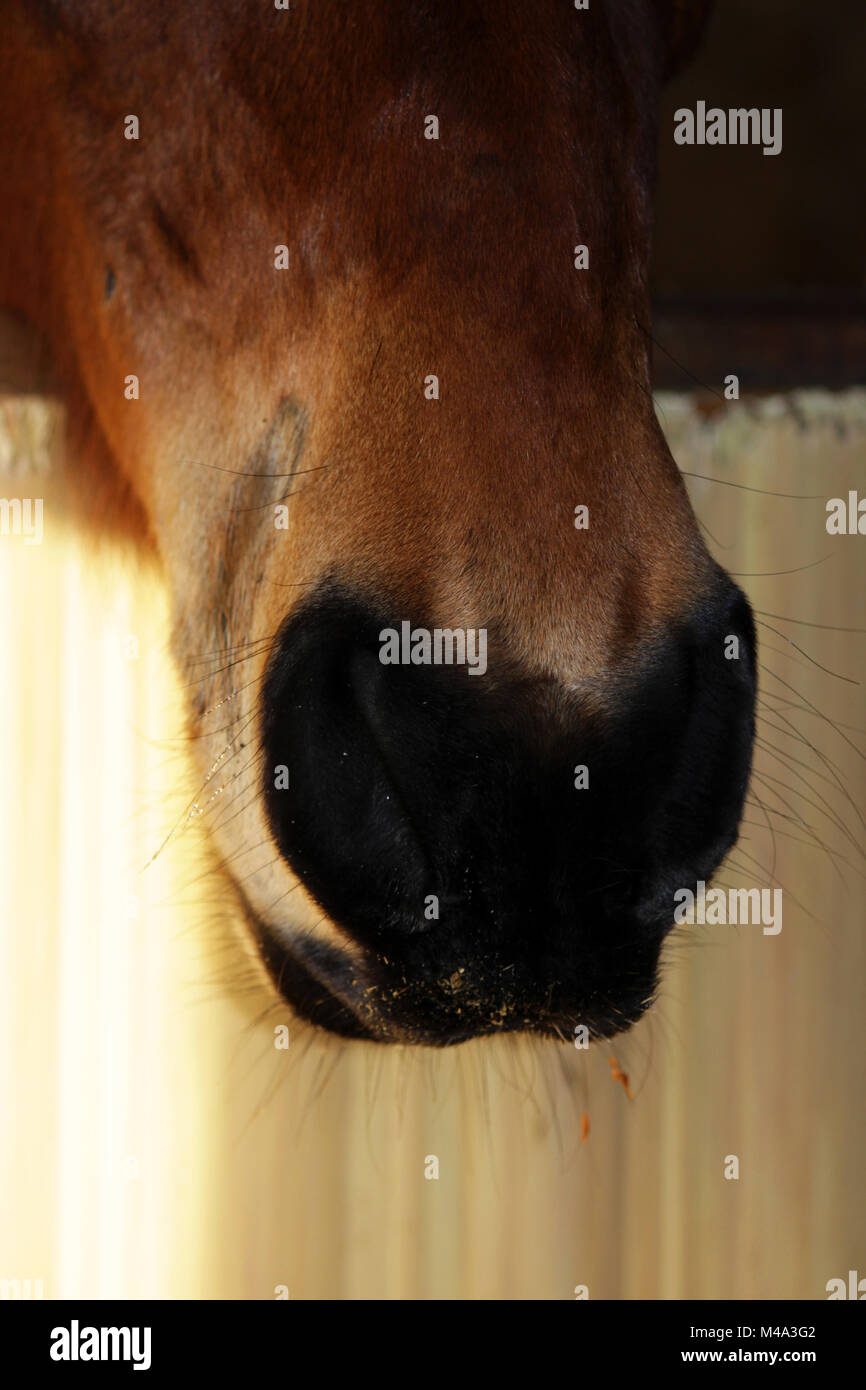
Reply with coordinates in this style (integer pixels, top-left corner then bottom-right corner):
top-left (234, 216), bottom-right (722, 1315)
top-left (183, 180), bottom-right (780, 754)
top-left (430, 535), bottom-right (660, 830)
top-left (650, 0), bottom-right (865, 387)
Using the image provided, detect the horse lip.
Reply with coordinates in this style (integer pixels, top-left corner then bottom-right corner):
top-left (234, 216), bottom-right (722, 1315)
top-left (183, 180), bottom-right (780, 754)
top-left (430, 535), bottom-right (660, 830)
top-left (284, 932), bottom-right (394, 1039)
top-left (235, 892), bottom-right (390, 1041)
top-left (233, 881), bottom-right (658, 1046)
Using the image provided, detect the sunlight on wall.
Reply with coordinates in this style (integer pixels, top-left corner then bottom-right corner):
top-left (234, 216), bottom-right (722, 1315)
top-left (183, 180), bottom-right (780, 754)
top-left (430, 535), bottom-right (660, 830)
top-left (0, 500), bottom-right (222, 1297)
top-left (1, 391), bottom-right (864, 1299)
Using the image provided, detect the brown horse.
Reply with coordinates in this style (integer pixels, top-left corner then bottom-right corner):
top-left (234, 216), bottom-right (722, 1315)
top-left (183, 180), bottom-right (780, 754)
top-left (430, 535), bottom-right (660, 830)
top-left (0, 0), bottom-right (755, 1043)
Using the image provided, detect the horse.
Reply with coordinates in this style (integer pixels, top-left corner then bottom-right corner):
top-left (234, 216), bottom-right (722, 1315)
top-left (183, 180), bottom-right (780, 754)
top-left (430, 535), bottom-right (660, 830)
top-left (0, 0), bottom-right (756, 1044)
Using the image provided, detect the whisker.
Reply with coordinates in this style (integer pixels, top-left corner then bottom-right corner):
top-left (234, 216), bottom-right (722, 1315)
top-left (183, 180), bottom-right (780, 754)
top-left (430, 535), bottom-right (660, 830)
top-left (761, 667), bottom-right (865, 762)
top-left (757, 618), bottom-right (858, 684)
top-left (732, 555), bottom-right (834, 579)
top-left (185, 458), bottom-right (330, 479)
top-left (753, 609), bottom-right (866, 635)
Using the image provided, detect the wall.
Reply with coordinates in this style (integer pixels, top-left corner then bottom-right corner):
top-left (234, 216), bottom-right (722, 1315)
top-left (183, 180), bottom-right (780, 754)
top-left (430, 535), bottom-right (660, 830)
top-left (1, 390), bottom-right (864, 1299)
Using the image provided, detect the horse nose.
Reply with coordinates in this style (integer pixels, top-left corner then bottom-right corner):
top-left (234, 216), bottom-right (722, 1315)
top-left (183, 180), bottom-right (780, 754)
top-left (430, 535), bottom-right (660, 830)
top-left (259, 577), bottom-right (756, 1038)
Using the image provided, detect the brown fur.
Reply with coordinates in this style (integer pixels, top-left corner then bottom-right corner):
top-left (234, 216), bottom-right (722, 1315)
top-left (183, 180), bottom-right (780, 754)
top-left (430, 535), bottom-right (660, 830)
top-left (1, 2), bottom-right (735, 1042)
top-left (1, 2), bottom-right (713, 662)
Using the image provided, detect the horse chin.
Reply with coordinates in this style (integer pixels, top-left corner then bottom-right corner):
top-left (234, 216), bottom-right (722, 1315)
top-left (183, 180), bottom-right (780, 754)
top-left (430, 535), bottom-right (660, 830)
top-left (238, 886), bottom-right (659, 1048)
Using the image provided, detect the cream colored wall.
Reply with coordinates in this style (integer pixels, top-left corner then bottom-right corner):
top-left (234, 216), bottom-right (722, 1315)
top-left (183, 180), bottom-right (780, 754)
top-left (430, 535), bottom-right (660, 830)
top-left (1, 390), bottom-right (863, 1300)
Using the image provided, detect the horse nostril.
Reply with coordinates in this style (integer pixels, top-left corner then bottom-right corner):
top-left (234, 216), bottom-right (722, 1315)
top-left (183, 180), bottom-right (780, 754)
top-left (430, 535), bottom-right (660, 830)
top-left (626, 576), bottom-right (757, 922)
top-left (261, 588), bottom-right (433, 941)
